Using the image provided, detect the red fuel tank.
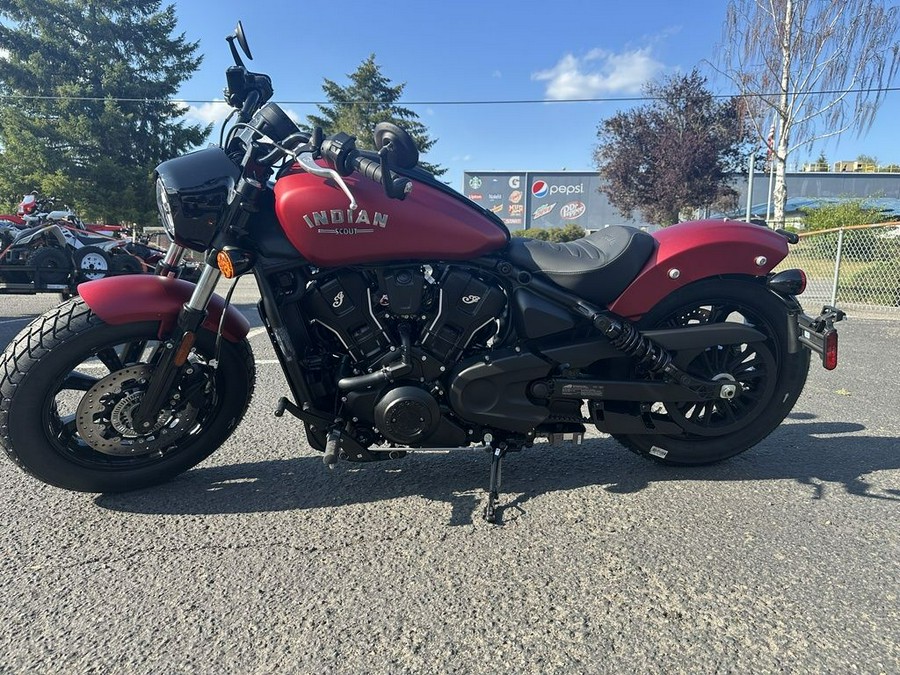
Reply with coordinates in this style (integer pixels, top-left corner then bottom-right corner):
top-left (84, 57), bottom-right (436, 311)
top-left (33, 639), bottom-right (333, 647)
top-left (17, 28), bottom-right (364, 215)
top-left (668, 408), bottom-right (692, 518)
top-left (273, 166), bottom-right (509, 267)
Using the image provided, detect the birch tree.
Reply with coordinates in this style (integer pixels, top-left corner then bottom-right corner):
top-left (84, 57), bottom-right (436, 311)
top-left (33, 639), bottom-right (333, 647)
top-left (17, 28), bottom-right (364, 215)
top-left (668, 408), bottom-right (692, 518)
top-left (719, 0), bottom-right (900, 227)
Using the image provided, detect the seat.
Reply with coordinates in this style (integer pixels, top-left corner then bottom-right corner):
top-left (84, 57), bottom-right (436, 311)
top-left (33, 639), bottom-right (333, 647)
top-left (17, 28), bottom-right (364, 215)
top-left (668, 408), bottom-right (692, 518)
top-left (504, 226), bottom-right (656, 305)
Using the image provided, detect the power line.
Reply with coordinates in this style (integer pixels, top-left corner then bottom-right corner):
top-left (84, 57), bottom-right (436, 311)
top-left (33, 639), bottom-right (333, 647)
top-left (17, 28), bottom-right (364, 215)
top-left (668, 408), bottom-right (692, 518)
top-left (0, 86), bottom-right (899, 106)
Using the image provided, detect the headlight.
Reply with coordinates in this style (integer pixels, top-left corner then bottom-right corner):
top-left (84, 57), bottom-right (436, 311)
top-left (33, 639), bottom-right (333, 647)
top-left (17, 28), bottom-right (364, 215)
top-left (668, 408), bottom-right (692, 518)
top-left (154, 147), bottom-right (240, 252)
top-left (155, 177), bottom-right (176, 241)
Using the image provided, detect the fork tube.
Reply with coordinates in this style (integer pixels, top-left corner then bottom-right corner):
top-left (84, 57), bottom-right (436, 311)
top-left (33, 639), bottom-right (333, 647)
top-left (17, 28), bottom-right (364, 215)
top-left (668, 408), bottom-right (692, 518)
top-left (185, 262), bottom-right (222, 312)
top-left (158, 242), bottom-right (186, 278)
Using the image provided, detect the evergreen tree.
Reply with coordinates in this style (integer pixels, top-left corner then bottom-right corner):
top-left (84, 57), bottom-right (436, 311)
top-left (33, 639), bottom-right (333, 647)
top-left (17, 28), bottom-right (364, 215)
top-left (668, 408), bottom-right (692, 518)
top-left (0, 1), bottom-right (208, 224)
top-left (306, 55), bottom-right (445, 176)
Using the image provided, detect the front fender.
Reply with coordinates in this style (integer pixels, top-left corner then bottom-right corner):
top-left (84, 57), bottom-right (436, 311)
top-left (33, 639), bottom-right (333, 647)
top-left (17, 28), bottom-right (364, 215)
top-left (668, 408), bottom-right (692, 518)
top-left (78, 275), bottom-right (250, 342)
top-left (608, 220), bottom-right (790, 319)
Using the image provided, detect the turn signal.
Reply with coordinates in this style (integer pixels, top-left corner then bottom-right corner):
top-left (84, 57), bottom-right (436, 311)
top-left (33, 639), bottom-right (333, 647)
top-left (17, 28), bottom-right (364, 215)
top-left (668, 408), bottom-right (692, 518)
top-left (216, 247), bottom-right (255, 279)
top-left (768, 269), bottom-right (807, 296)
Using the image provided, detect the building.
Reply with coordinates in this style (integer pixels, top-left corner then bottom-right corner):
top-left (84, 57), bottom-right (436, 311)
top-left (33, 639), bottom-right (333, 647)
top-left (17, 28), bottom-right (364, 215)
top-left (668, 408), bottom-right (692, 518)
top-left (463, 169), bottom-right (900, 231)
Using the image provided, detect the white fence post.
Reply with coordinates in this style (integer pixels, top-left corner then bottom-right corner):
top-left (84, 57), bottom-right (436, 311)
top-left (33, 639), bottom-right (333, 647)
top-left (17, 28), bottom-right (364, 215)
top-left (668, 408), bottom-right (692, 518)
top-left (830, 227), bottom-right (845, 306)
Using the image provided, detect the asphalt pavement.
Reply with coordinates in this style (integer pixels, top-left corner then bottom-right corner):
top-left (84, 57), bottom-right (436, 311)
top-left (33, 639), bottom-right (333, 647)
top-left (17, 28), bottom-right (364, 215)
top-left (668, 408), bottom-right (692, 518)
top-left (0, 284), bottom-right (897, 674)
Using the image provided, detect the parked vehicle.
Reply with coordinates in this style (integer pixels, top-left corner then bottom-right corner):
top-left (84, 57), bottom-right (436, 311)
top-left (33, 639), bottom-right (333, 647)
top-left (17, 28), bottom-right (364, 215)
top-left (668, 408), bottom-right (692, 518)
top-left (5, 193), bottom-right (140, 281)
top-left (0, 23), bottom-right (844, 521)
top-left (0, 219), bottom-right (72, 286)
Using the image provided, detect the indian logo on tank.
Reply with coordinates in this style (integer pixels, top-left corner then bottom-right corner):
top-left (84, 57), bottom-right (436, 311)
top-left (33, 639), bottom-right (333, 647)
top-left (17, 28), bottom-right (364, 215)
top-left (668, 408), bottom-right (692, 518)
top-left (302, 209), bottom-right (389, 235)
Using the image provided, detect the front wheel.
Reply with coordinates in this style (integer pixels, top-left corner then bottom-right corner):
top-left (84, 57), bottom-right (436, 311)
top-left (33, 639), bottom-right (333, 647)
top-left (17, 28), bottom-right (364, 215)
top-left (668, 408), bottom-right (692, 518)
top-left (613, 278), bottom-right (810, 465)
top-left (0, 298), bottom-right (255, 492)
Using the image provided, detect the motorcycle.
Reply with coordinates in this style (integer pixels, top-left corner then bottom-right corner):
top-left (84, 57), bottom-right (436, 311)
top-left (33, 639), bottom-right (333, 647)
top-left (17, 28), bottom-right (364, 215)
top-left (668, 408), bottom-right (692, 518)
top-left (0, 23), bottom-right (844, 522)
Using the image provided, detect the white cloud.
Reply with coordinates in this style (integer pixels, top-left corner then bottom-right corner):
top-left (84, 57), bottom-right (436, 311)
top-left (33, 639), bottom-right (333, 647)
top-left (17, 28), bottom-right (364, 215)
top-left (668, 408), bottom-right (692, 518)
top-left (182, 100), bottom-right (303, 130)
top-left (532, 47), bottom-right (666, 100)
top-left (0, 48), bottom-right (10, 60)
top-left (183, 100), bottom-right (233, 126)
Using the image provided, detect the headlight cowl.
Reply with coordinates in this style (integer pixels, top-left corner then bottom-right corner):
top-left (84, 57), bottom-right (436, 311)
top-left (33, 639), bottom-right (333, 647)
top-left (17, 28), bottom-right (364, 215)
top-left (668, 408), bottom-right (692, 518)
top-left (153, 147), bottom-right (241, 252)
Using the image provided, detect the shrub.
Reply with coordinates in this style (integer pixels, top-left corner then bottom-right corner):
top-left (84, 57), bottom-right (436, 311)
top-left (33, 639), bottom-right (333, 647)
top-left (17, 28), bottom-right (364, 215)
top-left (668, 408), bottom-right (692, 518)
top-left (840, 258), bottom-right (900, 306)
top-left (512, 223), bottom-right (586, 243)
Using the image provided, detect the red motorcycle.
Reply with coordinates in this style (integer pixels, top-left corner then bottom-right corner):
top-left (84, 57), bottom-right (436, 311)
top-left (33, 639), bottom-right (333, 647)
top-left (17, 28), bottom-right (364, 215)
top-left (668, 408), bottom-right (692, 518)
top-left (0, 24), bottom-right (844, 521)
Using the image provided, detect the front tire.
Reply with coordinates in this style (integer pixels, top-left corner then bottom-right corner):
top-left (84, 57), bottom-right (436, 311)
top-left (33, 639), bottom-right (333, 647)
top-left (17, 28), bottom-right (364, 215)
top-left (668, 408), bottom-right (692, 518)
top-left (613, 278), bottom-right (810, 465)
top-left (0, 298), bottom-right (255, 492)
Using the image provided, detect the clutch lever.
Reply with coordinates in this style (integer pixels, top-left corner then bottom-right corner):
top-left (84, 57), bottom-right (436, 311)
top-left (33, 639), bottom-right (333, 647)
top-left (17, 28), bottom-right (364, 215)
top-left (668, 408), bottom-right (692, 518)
top-left (295, 152), bottom-right (357, 211)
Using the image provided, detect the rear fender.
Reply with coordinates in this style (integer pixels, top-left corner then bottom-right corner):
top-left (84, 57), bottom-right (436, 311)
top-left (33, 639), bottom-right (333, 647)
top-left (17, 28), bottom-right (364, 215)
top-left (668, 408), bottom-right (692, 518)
top-left (608, 220), bottom-right (790, 319)
top-left (78, 275), bottom-right (250, 342)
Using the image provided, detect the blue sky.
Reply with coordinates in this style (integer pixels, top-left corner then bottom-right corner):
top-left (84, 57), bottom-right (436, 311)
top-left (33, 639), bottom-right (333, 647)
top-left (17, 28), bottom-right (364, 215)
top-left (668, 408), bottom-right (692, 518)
top-left (173, 0), bottom-right (900, 188)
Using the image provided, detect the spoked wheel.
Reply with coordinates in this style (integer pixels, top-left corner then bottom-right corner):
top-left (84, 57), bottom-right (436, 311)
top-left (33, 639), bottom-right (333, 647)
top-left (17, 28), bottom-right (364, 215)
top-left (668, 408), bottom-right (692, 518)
top-left (0, 298), bottom-right (255, 492)
top-left (613, 278), bottom-right (810, 465)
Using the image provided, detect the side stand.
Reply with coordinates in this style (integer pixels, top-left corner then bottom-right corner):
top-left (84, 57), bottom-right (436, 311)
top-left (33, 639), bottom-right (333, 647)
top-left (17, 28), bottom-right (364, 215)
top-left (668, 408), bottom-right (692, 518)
top-left (484, 444), bottom-right (508, 524)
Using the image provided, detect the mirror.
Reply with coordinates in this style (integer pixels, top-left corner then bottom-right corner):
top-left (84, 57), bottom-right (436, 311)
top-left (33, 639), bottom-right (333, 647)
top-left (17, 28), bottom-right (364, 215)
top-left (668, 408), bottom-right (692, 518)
top-left (374, 123), bottom-right (419, 170)
top-left (234, 21), bottom-right (253, 60)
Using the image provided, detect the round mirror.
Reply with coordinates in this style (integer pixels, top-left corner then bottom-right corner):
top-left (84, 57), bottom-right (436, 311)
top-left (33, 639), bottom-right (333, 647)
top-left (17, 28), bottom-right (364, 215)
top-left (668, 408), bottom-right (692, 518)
top-left (234, 21), bottom-right (253, 60)
top-left (374, 123), bottom-right (419, 169)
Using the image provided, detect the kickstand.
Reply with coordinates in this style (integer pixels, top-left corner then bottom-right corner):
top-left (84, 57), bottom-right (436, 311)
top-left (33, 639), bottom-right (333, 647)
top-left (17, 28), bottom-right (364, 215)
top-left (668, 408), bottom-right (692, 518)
top-left (483, 444), bottom-right (507, 524)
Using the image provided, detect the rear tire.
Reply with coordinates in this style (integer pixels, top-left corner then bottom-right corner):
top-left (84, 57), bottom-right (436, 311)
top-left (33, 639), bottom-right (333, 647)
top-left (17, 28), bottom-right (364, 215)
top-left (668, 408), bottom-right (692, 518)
top-left (0, 298), bottom-right (255, 492)
top-left (613, 278), bottom-right (810, 465)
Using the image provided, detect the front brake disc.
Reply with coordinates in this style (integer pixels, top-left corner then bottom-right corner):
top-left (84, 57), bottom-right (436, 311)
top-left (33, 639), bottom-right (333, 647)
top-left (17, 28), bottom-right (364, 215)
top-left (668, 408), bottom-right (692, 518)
top-left (75, 364), bottom-right (198, 456)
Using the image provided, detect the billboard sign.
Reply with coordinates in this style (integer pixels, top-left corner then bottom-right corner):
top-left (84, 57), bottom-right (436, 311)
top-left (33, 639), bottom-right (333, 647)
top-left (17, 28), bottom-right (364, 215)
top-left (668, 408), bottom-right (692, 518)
top-left (464, 173), bottom-right (527, 228)
top-left (463, 170), bottom-right (648, 231)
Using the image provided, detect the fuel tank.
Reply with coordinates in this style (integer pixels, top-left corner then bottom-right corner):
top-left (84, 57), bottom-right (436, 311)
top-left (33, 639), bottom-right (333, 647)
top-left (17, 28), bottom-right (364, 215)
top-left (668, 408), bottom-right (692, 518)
top-left (273, 166), bottom-right (509, 267)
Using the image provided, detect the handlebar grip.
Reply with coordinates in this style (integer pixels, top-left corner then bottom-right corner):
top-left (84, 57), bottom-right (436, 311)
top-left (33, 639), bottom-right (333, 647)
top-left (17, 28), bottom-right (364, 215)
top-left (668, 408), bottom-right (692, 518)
top-left (351, 152), bottom-right (383, 184)
top-left (239, 89), bottom-right (260, 122)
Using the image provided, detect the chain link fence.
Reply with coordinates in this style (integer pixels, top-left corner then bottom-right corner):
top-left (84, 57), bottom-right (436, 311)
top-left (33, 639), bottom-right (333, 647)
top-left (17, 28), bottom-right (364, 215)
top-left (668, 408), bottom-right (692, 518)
top-left (777, 222), bottom-right (900, 315)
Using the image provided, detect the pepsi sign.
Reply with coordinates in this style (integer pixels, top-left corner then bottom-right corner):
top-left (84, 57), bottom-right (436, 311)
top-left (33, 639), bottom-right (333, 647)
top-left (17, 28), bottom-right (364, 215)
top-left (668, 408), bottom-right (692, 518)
top-left (531, 180), bottom-right (584, 199)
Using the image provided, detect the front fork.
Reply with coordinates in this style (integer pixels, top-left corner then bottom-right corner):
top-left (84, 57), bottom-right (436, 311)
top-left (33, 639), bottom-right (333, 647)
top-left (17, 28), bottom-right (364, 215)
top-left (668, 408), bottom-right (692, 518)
top-left (131, 246), bottom-right (223, 429)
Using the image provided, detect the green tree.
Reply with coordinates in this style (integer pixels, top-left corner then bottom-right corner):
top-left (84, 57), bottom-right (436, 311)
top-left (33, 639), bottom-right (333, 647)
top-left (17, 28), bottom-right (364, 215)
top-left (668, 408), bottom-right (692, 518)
top-left (306, 55), bottom-right (445, 176)
top-left (0, 1), bottom-right (207, 224)
top-left (800, 198), bottom-right (893, 262)
top-left (593, 69), bottom-right (750, 226)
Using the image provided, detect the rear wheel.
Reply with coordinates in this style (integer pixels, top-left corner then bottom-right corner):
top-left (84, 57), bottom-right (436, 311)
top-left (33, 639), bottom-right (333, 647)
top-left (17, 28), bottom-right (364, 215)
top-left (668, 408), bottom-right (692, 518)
top-left (613, 278), bottom-right (810, 465)
top-left (0, 298), bottom-right (255, 492)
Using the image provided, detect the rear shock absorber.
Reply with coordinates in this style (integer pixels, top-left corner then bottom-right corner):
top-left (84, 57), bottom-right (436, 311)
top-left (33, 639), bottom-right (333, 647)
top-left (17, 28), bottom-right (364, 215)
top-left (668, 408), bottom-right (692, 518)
top-left (591, 312), bottom-right (733, 400)
top-left (593, 314), bottom-right (674, 375)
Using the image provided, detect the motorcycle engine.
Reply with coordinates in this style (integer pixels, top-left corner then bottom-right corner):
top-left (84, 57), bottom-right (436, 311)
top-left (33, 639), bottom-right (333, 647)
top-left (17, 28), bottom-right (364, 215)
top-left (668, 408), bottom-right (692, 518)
top-left (300, 265), bottom-right (507, 447)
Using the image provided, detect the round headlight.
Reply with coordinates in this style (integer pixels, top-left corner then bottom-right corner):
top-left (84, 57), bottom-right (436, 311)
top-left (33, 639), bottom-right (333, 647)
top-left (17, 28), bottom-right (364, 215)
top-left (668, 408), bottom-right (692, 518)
top-left (155, 177), bottom-right (176, 240)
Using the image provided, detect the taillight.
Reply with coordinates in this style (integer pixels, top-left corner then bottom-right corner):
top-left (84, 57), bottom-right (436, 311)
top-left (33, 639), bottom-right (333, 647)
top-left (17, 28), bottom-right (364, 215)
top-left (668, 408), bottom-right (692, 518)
top-left (823, 329), bottom-right (838, 370)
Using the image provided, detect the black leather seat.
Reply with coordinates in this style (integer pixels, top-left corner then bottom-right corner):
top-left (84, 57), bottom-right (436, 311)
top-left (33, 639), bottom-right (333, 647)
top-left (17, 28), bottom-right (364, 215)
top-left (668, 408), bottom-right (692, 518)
top-left (505, 226), bottom-right (656, 305)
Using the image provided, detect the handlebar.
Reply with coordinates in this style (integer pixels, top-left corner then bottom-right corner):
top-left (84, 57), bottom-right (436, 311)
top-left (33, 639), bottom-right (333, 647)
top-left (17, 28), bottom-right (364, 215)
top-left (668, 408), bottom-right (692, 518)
top-left (321, 134), bottom-right (411, 200)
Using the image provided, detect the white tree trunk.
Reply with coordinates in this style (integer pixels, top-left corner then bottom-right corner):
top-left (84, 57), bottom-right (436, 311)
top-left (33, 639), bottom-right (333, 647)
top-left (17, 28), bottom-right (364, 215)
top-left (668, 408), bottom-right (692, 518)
top-left (773, 0), bottom-right (794, 229)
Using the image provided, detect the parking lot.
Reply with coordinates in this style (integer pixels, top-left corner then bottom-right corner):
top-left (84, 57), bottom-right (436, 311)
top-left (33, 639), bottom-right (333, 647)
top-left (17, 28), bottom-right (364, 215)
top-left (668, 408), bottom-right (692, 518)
top-left (0, 285), bottom-right (897, 674)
